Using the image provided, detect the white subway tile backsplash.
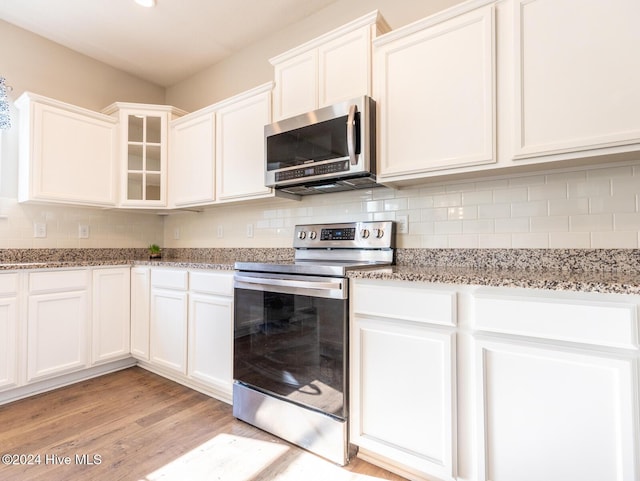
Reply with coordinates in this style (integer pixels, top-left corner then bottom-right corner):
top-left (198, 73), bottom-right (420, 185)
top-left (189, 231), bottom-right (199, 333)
top-left (479, 233), bottom-right (512, 248)
top-left (569, 214), bottom-right (613, 232)
top-left (448, 206), bottom-right (478, 221)
top-left (549, 232), bottom-right (591, 248)
top-left (495, 217), bottom-right (529, 234)
top-left (4, 160), bottom-right (635, 251)
top-left (530, 215), bottom-right (569, 232)
top-left (591, 231), bottom-right (638, 248)
top-left (493, 187), bottom-right (528, 203)
top-left (434, 220), bottom-right (463, 235)
top-left (528, 182), bottom-right (567, 201)
top-left (589, 195), bottom-right (636, 214)
top-left (511, 200), bottom-right (548, 218)
top-left (548, 198), bottom-right (589, 216)
top-left (478, 203), bottom-right (510, 219)
top-left (614, 212), bottom-right (640, 231)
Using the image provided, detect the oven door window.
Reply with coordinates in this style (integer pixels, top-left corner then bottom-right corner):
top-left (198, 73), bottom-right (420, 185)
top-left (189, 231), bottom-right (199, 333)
top-left (234, 288), bottom-right (347, 419)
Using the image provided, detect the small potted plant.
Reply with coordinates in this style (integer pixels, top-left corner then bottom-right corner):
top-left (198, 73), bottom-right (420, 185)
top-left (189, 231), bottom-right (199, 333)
top-left (148, 244), bottom-right (162, 259)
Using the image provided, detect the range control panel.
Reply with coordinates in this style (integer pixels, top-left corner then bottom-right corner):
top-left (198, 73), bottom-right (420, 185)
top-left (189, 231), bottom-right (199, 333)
top-left (293, 221), bottom-right (395, 249)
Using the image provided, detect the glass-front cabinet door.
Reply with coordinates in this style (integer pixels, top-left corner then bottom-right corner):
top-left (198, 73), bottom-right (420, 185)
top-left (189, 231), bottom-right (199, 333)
top-left (103, 102), bottom-right (186, 207)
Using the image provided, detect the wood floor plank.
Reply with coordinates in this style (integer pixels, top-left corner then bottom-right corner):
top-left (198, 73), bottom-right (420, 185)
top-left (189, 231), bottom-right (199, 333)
top-left (0, 367), bottom-right (408, 481)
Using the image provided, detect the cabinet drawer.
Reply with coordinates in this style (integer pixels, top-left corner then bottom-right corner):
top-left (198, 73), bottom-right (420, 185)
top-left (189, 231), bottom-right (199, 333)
top-left (151, 269), bottom-right (188, 290)
top-left (474, 290), bottom-right (638, 349)
top-left (0, 273), bottom-right (18, 296)
top-left (189, 270), bottom-right (233, 296)
top-left (352, 280), bottom-right (456, 326)
top-left (29, 270), bottom-right (88, 294)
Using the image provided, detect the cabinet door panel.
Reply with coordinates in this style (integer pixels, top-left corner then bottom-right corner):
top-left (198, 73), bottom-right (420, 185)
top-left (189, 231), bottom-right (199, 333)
top-left (20, 99), bottom-right (118, 206)
top-left (188, 293), bottom-right (232, 393)
top-left (351, 317), bottom-right (456, 480)
top-left (376, 5), bottom-right (495, 177)
top-left (150, 288), bottom-right (187, 374)
top-left (92, 268), bottom-right (131, 364)
top-left (476, 340), bottom-right (637, 481)
top-left (318, 26), bottom-right (370, 107)
top-left (27, 291), bottom-right (88, 382)
top-left (216, 90), bottom-right (272, 201)
top-left (0, 297), bottom-right (18, 390)
top-left (130, 268), bottom-right (150, 361)
top-left (273, 50), bottom-right (318, 120)
top-left (514, 0), bottom-right (640, 158)
top-left (170, 112), bottom-right (216, 207)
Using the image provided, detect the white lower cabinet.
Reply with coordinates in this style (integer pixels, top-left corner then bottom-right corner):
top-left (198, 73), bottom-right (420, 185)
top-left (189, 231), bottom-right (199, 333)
top-left (26, 270), bottom-right (90, 382)
top-left (188, 271), bottom-right (233, 399)
top-left (473, 288), bottom-right (639, 481)
top-left (350, 279), bottom-right (457, 481)
top-left (351, 279), bottom-right (640, 481)
top-left (150, 269), bottom-right (188, 374)
top-left (143, 267), bottom-right (234, 402)
top-left (0, 274), bottom-right (19, 391)
top-left (130, 266), bottom-right (151, 361)
top-left (92, 267), bottom-right (131, 364)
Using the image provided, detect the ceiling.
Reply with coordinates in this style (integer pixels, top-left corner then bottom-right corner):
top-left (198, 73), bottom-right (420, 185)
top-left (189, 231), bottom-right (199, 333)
top-left (0, 0), bottom-right (340, 87)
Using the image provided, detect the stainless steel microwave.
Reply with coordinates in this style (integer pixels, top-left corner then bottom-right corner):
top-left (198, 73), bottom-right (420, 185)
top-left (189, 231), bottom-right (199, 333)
top-left (265, 96), bottom-right (378, 195)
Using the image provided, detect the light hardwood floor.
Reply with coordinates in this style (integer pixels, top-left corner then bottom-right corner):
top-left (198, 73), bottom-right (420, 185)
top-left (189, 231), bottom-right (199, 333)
top-left (0, 367), bottom-right (408, 481)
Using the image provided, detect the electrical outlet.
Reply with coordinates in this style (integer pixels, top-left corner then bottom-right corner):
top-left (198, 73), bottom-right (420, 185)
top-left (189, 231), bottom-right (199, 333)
top-left (33, 222), bottom-right (47, 238)
top-left (78, 224), bottom-right (90, 239)
top-left (246, 223), bottom-right (254, 238)
top-left (397, 215), bottom-right (409, 234)
top-left (173, 228), bottom-right (180, 240)
top-left (217, 225), bottom-right (224, 238)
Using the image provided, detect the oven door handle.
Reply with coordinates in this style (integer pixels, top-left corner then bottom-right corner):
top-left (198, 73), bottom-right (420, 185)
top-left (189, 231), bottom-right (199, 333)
top-left (234, 274), bottom-right (346, 299)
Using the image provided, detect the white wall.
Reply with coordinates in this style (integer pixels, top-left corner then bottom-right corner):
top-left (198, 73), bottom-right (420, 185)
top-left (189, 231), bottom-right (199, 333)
top-left (163, 160), bottom-right (640, 249)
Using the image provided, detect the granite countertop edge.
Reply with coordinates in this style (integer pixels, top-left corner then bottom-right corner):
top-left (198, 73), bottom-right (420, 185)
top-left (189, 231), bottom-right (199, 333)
top-left (346, 265), bottom-right (640, 296)
top-left (0, 250), bottom-right (638, 295)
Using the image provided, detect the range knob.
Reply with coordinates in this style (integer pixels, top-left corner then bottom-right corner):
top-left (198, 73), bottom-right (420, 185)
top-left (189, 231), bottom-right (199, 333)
top-left (360, 229), bottom-right (370, 239)
top-left (309, 231), bottom-right (317, 240)
top-left (298, 231), bottom-right (306, 240)
top-left (374, 228), bottom-right (385, 238)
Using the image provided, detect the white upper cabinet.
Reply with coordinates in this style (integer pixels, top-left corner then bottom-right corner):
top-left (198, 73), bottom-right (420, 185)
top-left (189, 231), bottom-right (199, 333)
top-left (271, 11), bottom-right (390, 121)
top-left (16, 92), bottom-right (119, 207)
top-left (512, 0), bottom-right (640, 161)
top-left (104, 102), bottom-right (186, 208)
top-left (215, 83), bottom-right (273, 202)
top-left (169, 107), bottom-right (216, 208)
top-left (374, 3), bottom-right (496, 184)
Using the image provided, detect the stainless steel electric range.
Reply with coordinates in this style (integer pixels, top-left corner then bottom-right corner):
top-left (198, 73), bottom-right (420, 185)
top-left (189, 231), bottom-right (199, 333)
top-left (232, 220), bottom-right (395, 465)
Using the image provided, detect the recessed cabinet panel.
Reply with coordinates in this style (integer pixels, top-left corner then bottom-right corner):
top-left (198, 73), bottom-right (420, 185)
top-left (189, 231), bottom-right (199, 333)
top-left (170, 111), bottom-right (216, 207)
top-left (130, 267), bottom-right (150, 361)
top-left (476, 340), bottom-right (637, 481)
top-left (150, 288), bottom-right (188, 374)
top-left (318, 26), bottom-right (370, 107)
top-left (188, 293), bottom-right (232, 392)
top-left (16, 93), bottom-right (118, 207)
top-left (351, 315), bottom-right (456, 481)
top-left (27, 290), bottom-right (88, 382)
top-left (216, 89), bottom-right (272, 201)
top-left (273, 50), bottom-right (318, 120)
top-left (92, 268), bottom-right (131, 364)
top-left (376, 5), bottom-right (495, 180)
top-left (0, 298), bottom-right (18, 391)
top-left (514, 0), bottom-right (640, 158)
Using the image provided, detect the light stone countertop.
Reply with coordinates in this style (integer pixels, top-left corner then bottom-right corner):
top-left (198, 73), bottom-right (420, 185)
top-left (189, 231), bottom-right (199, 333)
top-left (346, 265), bottom-right (640, 295)
top-left (0, 248), bottom-right (638, 295)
